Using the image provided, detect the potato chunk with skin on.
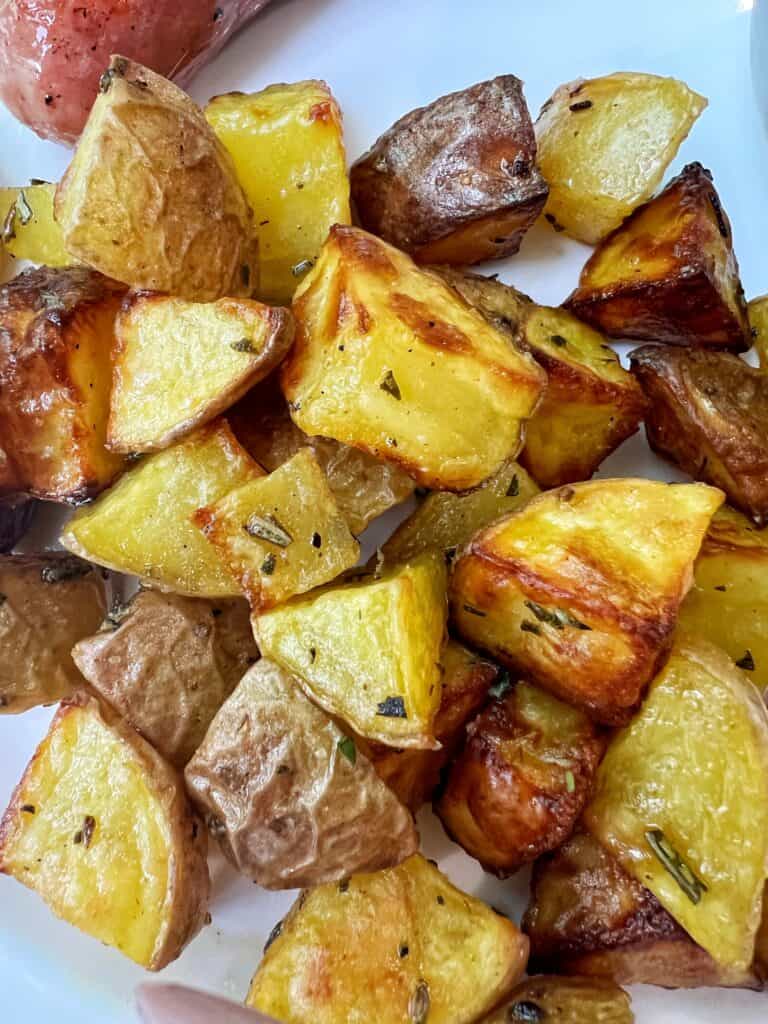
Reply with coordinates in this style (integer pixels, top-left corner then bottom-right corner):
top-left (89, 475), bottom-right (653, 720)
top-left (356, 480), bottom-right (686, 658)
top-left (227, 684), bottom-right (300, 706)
top-left (480, 976), bottom-right (634, 1024)
top-left (72, 590), bottom-right (258, 768)
top-left (55, 56), bottom-right (255, 301)
top-left (206, 81), bottom-right (351, 304)
top-left (0, 554), bottom-right (107, 714)
top-left (0, 183), bottom-right (70, 266)
top-left (631, 345), bottom-right (768, 526)
top-left (451, 478), bottom-right (723, 724)
top-left (0, 692), bottom-right (209, 970)
top-left (0, 265), bottom-right (126, 502)
top-left (584, 636), bottom-right (768, 971)
top-left (62, 419), bottom-right (262, 597)
top-left (255, 551), bottom-right (447, 749)
top-left (536, 72), bottom-right (706, 245)
top-left (436, 681), bottom-right (605, 876)
top-left (108, 294), bottom-right (294, 453)
top-left (566, 162), bottom-right (750, 351)
top-left (351, 76), bottom-right (548, 265)
top-left (247, 853), bottom-right (529, 1024)
top-left (185, 660), bottom-right (418, 888)
top-left (748, 295), bottom-right (768, 368)
top-left (283, 225), bottom-right (546, 490)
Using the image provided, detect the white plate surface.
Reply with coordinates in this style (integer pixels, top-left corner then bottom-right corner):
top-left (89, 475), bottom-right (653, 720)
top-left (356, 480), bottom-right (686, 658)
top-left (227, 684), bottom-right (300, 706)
top-left (1, 0), bottom-right (767, 1021)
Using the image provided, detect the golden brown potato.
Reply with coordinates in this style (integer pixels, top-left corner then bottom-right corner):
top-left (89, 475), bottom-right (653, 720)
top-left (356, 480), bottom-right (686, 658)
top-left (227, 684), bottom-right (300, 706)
top-left (206, 80), bottom-right (351, 304)
top-left (229, 374), bottom-right (414, 536)
top-left (436, 681), bottom-right (605, 876)
top-left (351, 76), bottom-right (548, 265)
top-left (71, 590), bottom-right (258, 768)
top-left (0, 554), bottom-right (107, 714)
top-left (451, 478), bottom-right (722, 724)
top-left (108, 293), bottom-right (294, 453)
top-left (584, 636), bottom-right (768, 971)
top-left (480, 975), bottom-right (634, 1024)
top-left (0, 265), bottom-right (126, 502)
top-left (566, 163), bottom-right (750, 351)
top-left (282, 225), bottom-right (546, 490)
top-left (247, 853), bottom-right (529, 1024)
top-left (55, 56), bottom-right (255, 301)
top-left (185, 660), bottom-right (417, 888)
top-left (0, 692), bottom-right (209, 970)
top-left (195, 448), bottom-right (359, 611)
top-left (0, 183), bottom-right (70, 266)
top-left (535, 72), bottom-right (706, 244)
top-left (523, 832), bottom-right (758, 989)
top-left (631, 345), bottom-right (768, 525)
top-left (748, 294), bottom-right (768, 368)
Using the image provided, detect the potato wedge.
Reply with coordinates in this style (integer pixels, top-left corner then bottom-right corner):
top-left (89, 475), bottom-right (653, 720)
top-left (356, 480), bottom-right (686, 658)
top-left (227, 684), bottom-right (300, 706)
top-left (631, 345), bottom-right (768, 525)
top-left (72, 590), bottom-right (257, 768)
top-left (0, 554), bottom-right (107, 714)
top-left (480, 976), bottom-right (633, 1024)
top-left (566, 162), bottom-right (750, 351)
top-left (55, 56), bottom-right (255, 301)
top-left (62, 420), bottom-right (261, 596)
top-left (0, 183), bottom-right (70, 266)
top-left (0, 692), bottom-right (209, 970)
top-left (436, 681), bottom-right (605, 876)
top-left (748, 295), bottom-right (768, 368)
top-left (283, 225), bottom-right (546, 490)
top-left (185, 660), bottom-right (417, 888)
top-left (108, 294), bottom-right (293, 453)
top-left (536, 72), bottom-right (706, 244)
top-left (678, 506), bottom-right (768, 688)
top-left (206, 81), bottom-right (351, 304)
top-left (0, 265), bottom-right (126, 502)
top-left (255, 551), bottom-right (447, 749)
top-left (351, 76), bottom-right (548, 265)
top-left (195, 448), bottom-right (359, 610)
top-left (450, 478), bottom-right (723, 724)
top-left (247, 853), bottom-right (529, 1024)
top-left (584, 635), bottom-right (768, 971)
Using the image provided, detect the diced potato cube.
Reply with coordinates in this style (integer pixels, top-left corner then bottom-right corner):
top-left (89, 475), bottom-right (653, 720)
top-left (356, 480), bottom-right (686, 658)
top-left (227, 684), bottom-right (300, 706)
top-left (0, 184), bottom-right (70, 266)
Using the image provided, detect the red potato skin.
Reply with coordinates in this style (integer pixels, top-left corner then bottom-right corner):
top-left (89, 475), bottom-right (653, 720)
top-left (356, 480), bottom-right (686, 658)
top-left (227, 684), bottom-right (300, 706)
top-left (0, 0), bottom-right (272, 145)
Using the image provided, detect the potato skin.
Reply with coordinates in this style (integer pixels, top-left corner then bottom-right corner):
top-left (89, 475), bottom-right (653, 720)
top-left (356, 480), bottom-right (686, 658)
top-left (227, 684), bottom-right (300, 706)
top-left (630, 345), bottom-right (768, 526)
top-left (351, 76), bottom-right (547, 265)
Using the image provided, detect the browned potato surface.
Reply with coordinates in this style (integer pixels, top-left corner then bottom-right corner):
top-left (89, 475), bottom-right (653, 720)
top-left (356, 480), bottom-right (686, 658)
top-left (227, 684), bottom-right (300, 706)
top-left (480, 975), bottom-right (634, 1023)
top-left (71, 590), bottom-right (257, 768)
top-left (351, 76), bottom-right (548, 265)
top-left (185, 660), bottom-right (417, 888)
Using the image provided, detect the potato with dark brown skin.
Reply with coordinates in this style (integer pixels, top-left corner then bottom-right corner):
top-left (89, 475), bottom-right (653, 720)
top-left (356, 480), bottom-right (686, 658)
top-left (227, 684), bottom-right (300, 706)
top-left (436, 682), bottom-right (605, 876)
top-left (566, 163), bottom-right (750, 351)
top-left (351, 76), bottom-right (548, 265)
top-left (480, 975), bottom-right (633, 1024)
top-left (630, 345), bottom-right (768, 526)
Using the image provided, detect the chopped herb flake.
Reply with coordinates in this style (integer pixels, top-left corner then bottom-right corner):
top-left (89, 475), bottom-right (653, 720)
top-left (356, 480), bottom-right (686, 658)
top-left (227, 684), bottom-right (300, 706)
top-left (569, 99), bottom-right (593, 111)
top-left (714, 584), bottom-right (727, 592)
top-left (565, 770), bottom-right (575, 793)
top-left (488, 670), bottom-right (512, 700)
top-left (736, 650), bottom-right (756, 671)
top-left (399, 943), bottom-right (409, 958)
top-left (311, 532), bottom-right (322, 548)
top-left (40, 557), bottom-right (92, 584)
top-left (509, 1001), bottom-right (545, 1022)
top-left (21, 804), bottom-right (35, 814)
top-left (74, 815), bottom-right (96, 848)
top-left (230, 337), bottom-right (256, 353)
top-left (337, 736), bottom-right (356, 764)
top-left (646, 828), bottom-right (707, 904)
top-left (244, 514), bottom-right (293, 547)
top-left (550, 334), bottom-right (568, 347)
top-left (506, 475), bottom-right (520, 497)
top-left (16, 190), bottom-right (33, 225)
top-left (409, 980), bottom-right (430, 1024)
top-left (338, 878), bottom-right (350, 893)
top-left (545, 212), bottom-right (565, 232)
top-left (709, 191), bottom-right (729, 238)
top-left (380, 370), bottom-right (402, 400)
top-left (1, 204), bottom-right (15, 242)
top-left (463, 603), bottom-right (486, 617)
top-left (521, 620), bottom-right (541, 635)
top-left (264, 920), bottom-right (282, 952)
top-left (377, 696), bottom-right (407, 718)
top-left (525, 600), bottom-right (590, 630)
top-left (261, 553), bottom-right (276, 575)
top-left (291, 258), bottom-right (315, 277)
top-left (309, 647), bottom-right (316, 663)
top-left (436, 894), bottom-right (445, 905)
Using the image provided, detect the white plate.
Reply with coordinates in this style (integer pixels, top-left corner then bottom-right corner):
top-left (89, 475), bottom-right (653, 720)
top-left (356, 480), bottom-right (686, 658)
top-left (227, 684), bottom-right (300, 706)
top-left (1, 0), bottom-right (767, 1021)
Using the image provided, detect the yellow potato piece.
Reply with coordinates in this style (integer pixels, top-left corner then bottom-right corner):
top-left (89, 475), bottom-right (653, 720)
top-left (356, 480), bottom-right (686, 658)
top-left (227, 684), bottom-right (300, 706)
top-left (748, 295), bottom-right (768, 369)
top-left (0, 184), bottom-right (70, 266)
top-left (481, 976), bottom-right (633, 1024)
top-left (584, 635), bottom-right (768, 970)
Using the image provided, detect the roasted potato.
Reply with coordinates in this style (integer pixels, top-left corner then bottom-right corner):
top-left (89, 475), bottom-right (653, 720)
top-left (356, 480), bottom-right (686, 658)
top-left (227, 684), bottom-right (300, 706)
top-left (523, 832), bottom-right (758, 989)
top-left (108, 294), bottom-right (294, 453)
top-left (450, 478), bottom-right (723, 724)
top-left (351, 76), bottom-right (548, 265)
top-left (535, 72), bottom-right (706, 244)
top-left (0, 497), bottom-right (35, 553)
top-left (0, 554), bottom-right (107, 714)
top-left (247, 853), bottom-right (529, 1024)
top-left (436, 681), bottom-right (605, 876)
top-left (436, 268), bottom-right (647, 487)
top-left (55, 57), bottom-right (255, 301)
top-left (0, 692), bottom-right (209, 970)
top-left (566, 162), bottom-right (750, 351)
top-left (748, 294), bottom-right (768, 368)
top-left (480, 976), bottom-right (633, 1024)
top-left (678, 506), bottom-right (768, 688)
top-left (631, 345), bottom-right (768, 525)
top-left (185, 660), bottom-right (417, 887)
top-left (195, 448), bottom-right (359, 610)
top-left (584, 635), bottom-right (768, 971)
top-left (62, 419), bottom-right (261, 596)
top-left (206, 80), bottom-right (351, 304)
top-left (282, 225), bottom-right (546, 490)
top-left (255, 551), bottom-right (447, 749)
top-left (0, 183), bottom-right (70, 266)
top-left (0, 265), bottom-right (126, 502)
top-left (71, 590), bottom-right (257, 768)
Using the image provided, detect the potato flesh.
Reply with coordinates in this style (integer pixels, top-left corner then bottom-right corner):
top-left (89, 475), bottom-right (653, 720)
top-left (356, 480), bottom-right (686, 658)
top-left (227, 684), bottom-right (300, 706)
top-left (480, 976), bottom-right (633, 1024)
top-left (584, 636), bottom-right (768, 970)
top-left (536, 72), bottom-right (706, 244)
top-left (0, 184), bottom-right (70, 266)
top-left (247, 853), bottom-right (529, 1024)
top-left (206, 81), bottom-right (351, 304)
top-left (748, 295), bottom-right (768, 369)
